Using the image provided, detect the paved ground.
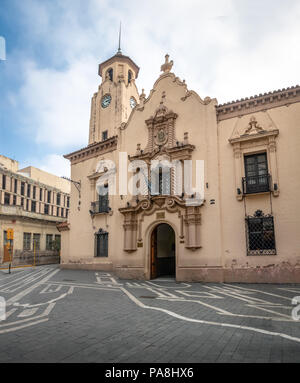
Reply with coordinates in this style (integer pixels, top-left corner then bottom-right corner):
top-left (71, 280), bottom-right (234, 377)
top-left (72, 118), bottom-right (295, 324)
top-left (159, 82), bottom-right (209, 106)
top-left (0, 265), bottom-right (300, 363)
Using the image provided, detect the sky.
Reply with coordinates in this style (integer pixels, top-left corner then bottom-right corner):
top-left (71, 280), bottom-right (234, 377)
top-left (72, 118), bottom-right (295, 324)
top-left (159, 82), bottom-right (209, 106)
top-left (0, 0), bottom-right (299, 177)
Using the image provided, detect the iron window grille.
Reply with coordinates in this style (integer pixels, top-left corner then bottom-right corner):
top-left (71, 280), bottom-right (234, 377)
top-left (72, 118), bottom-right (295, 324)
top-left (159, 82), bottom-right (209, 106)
top-left (23, 233), bottom-right (31, 250)
top-left (95, 229), bottom-right (108, 258)
top-left (245, 210), bottom-right (276, 256)
top-left (91, 185), bottom-right (109, 214)
top-left (46, 234), bottom-right (53, 250)
top-left (33, 234), bottom-right (40, 251)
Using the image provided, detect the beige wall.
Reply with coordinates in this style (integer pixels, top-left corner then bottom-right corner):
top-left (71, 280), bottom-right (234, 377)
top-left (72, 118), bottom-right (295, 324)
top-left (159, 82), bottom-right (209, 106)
top-left (61, 54), bottom-right (300, 283)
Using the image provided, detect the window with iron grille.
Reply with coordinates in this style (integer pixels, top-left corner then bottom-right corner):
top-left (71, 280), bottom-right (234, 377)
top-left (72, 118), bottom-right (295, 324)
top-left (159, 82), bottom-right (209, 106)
top-left (54, 235), bottom-right (61, 251)
top-left (151, 167), bottom-right (171, 196)
top-left (243, 153), bottom-right (270, 194)
top-left (46, 234), bottom-right (53, 250)
top-left (33, 233), bottom-right (40, 250)
top-left (95, 229), bottom-right (108, 257)
top-left (91, 185), bottom-right (109, 214)
top-left (245, 210), bottom-right (276, 255)
top-left (23, 233), bottom-right (31, 250)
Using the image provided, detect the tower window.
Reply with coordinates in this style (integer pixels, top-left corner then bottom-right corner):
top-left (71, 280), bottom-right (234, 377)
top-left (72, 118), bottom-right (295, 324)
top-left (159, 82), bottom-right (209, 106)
top-left (128, 70), bottom-right (133, 83)
top-left (106, 68), bottom-right (113, 81)
top-left (102, 130), bottom-right (108, 141)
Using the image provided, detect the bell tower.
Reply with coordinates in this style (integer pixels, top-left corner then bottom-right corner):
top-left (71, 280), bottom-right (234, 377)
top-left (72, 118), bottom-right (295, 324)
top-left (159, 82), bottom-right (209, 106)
top-left (88, 35), bottom-right (140, 145)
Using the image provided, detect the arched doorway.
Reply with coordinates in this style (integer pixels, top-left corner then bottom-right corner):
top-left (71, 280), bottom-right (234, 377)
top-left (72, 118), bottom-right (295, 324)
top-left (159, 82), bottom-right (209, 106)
top-left (150, 223), bottom-right (176, 279)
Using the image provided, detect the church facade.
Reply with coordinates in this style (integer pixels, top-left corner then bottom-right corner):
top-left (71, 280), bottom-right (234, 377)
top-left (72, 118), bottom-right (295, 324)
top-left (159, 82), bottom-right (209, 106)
top-left (60, 49), bottom-right (300, 283)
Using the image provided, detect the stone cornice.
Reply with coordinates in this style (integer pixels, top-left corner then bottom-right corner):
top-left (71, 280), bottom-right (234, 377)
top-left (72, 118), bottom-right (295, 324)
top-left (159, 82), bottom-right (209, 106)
top-left (216, 85), bottom-right (300, 121)
top-left (64, 136), bottom-right (118, 165)
top-left (229, 129), bottom-right (279, 145)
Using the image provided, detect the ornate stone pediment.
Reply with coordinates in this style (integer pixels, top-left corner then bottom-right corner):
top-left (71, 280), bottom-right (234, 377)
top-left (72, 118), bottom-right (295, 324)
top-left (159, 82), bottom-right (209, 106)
top-left (129, 93), bottom-right (195, 163)
top-left (229, 114), bottom-right (279, 144)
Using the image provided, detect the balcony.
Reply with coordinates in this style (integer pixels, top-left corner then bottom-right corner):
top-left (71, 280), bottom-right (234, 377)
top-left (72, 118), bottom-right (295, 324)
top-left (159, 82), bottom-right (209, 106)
top-left (90, 199), bottom-right (109, 214)
top-left (242, 174), bottom-right (271, 195)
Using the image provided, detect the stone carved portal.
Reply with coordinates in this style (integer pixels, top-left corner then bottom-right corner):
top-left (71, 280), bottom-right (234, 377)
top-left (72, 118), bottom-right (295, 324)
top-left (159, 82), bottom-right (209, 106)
top-left (119, 196), bottom-right (202, 252)
top-left (119, 100), bottom-right (202, 253)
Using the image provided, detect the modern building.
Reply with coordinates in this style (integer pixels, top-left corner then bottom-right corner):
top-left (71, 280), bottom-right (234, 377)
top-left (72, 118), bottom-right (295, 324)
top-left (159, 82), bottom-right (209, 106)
top-left (61, 48), bottom-right (300, 283)
top-left (0, 155), bottom-right (70, 265)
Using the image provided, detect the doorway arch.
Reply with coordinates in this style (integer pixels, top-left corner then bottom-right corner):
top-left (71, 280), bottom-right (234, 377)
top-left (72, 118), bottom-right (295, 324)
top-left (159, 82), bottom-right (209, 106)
top-left (150, 223), bottom-right (176, 279)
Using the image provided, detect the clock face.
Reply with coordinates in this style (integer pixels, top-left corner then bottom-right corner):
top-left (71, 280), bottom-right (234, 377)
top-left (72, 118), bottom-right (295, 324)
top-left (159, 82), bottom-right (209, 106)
top-left (130, 97), bottom-right (137, 109)
top-left (101, 94), bottom-right (111, 108)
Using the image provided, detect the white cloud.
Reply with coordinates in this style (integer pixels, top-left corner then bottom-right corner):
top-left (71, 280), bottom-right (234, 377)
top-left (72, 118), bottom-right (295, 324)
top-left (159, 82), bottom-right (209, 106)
top-left (13, 0), bottom-right (300, 160)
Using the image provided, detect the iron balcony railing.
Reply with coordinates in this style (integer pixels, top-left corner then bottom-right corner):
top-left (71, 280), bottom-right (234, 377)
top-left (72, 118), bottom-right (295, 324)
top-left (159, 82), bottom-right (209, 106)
top-left (242, 174), bottom-right (271, 195)
top-left (91, 199), bottom-right (109, 214)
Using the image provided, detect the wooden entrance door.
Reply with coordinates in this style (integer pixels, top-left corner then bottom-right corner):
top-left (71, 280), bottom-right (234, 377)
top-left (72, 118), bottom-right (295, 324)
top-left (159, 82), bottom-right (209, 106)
top-left (151, 227), bottom-right (157, 279)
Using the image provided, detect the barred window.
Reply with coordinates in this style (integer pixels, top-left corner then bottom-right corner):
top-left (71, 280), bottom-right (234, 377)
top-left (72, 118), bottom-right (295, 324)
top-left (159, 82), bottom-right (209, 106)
top-left (46, 234), bottom-right (53, 250)
top-left (23, 233), bottom-right (31, 250)
top-left (33, 233), bottom-right (40, 250)
top-left (246, 210), bottom-right (276, 255)
top-left (54, 235), bottom-right (61, 251)
top-left (95, 229), bottom-right (108, 257)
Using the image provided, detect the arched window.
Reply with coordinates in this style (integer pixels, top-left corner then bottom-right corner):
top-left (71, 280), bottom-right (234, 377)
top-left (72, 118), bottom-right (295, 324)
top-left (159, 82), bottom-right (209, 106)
top-left (106, 68), bottom-right (113, 81)
top-left (128, 70), bottom-right (133, 83)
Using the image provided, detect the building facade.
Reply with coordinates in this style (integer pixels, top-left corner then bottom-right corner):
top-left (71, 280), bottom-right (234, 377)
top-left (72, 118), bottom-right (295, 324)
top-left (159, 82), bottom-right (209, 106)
top-left (61, 50), bottom-right (300, 283)
top-left (0, 155), bottom-right (70, 265)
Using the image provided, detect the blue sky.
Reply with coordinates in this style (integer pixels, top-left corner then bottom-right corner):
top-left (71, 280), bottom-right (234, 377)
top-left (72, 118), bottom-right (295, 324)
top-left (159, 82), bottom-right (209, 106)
top-left (0, 0), bottom-right (299, 177)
